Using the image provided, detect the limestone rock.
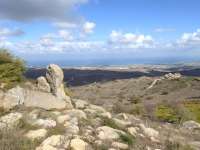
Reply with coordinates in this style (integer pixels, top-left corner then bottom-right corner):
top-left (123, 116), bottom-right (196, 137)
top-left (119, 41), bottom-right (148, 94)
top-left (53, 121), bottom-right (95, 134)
top-left (182, 120), bottom-right (200, 130)
top-left (24, 90), bottom-right (67, 110)
top-left (64, 109), bottom-right (87, 120)
top-left (2, 86), bottom-right (25, 110)
top-left (46, 64), bottom-right (65, 99)
top-left (0, 112), bottom-right (23, 130)
top-left (70, 138), bottom-right (88, 150)
top-left (111, 142), bottom-right (129, 150)
top-left (127, 127), bottom-right (137, 137)
top-left (96, 126), bottom-right (126, 140)
top-left (36, 135), bottom-right (69, 150)
top-left (33, 118), bottom-right (56, 128)
top-left (73, 99), bottom-right (88, 109)
top-left (113, 118), bottom-right (132, 128)
top-left (164, 73), bottom-right (182, 80)
top-left (139, 124), bottom-right (159, 139)
top-left (37, 76), bottom-right (51, 92)
top-left (25, 129), bottom-right (47, 140)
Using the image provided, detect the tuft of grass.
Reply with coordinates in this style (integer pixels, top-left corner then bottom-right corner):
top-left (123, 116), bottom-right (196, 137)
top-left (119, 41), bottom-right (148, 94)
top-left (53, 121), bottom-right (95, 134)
top-left (155, 105), bottom-right (180, 123)
top-left (47, 124), bottom-right (66, 136)
top-left (0, 129), bottom-right (40, 150)
top-left (0, 49), bottom-right (26, 90)
top-left (119, 133), bottom-right (135, 146)
top-left (183, 100), bottom-right (200, 123)
top-left (102, 117), bottom-right (121, 130)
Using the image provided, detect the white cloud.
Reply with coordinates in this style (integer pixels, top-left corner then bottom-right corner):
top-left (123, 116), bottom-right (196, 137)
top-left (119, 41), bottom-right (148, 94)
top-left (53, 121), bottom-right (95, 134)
top-left (109, 30), bottom-right (154, 48)
top-left (83, 21), bottom-right (96, 34)
top-left (154, 28), bottom-right (175, 33)
top-left (177, 29), bottom-right (200, 47)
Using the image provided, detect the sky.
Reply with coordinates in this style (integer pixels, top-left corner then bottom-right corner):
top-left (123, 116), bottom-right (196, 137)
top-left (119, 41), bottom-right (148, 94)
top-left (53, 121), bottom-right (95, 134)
top-left (0, 0), bottom-right (200, 66)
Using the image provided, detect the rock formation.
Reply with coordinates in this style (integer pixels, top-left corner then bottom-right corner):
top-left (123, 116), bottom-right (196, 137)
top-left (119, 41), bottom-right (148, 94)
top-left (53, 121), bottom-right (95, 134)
top-left (1, 64), bottom-right (73, 110)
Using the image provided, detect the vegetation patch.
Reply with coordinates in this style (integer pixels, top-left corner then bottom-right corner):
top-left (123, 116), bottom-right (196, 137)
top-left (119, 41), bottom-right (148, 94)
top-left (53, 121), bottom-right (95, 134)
top-left (0, 129), bottom-right (40, 150)
top-left (0, 49), bottom-right (26, 90)
top-left (155, 105), bottom-right (180, 123)
top-left (102, 117), bottom-right (121, 130)
top-left (183, 100), bottom-right (200, 123)
top-left (119, 133), bottom-right (135, 146)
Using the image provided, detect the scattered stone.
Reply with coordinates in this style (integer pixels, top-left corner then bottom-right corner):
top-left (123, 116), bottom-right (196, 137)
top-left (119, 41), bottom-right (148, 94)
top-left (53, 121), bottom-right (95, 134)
top-left (33, 118), bottom-right (56, 128)
top-left (111, 142), bottom-right (129, 150)
top-left (36, 135), bottom-right (69, 150)
top-left (88, 104), bottom-right (106, 113)
top-left (64, 117), bottom-right (79, 135)
top-left (96, 126), bottom-right (126, 140)
top-left (57, 115), bottom-right (71, 124)
top-left (182, 120), bottom-right (200, 130)
top-left (73, 99), bottom-right (88, 109)
top-left (127, 127), bottom-right (137, 137)
top-left (25, 129), bottom-right (47, 140)
top-left (99, 112), bottom-right (112, 119)
top-left (113, 118), bottom-right (132, 128)
top-left (70, 138), bottom-right (88, 150)
top-left (139, 124), bottom-right (159, 139)
top-left (63, 109), bottom-right (87, 120)
top-left (0, 112), bottom-right (23, 129)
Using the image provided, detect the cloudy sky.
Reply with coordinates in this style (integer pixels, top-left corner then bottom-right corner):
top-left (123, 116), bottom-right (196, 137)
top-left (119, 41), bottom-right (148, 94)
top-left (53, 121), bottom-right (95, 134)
top-left (0, 0), bottom-right (200, 66)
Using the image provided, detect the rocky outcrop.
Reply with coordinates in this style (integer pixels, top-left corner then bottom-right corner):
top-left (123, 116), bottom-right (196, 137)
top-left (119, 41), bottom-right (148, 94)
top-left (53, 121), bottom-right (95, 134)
top-left (1, 64), bottom-right (73, 110)
top-left (46, 64), bottom-right (66, 99)
top-left (163, 73), bottom-right (182, 80)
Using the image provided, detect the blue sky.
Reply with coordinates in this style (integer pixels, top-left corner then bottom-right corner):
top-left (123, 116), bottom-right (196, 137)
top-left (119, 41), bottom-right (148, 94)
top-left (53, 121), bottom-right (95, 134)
top-left (0, 0), bottom-right (200, 66)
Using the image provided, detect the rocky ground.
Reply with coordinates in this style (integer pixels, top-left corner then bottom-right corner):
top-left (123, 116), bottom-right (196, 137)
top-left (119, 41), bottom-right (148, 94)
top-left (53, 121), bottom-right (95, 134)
top-left (0, 65), bottom-right (200, 150)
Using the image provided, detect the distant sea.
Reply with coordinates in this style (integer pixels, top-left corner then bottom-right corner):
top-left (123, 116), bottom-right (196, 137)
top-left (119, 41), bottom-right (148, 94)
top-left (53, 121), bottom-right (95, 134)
top-left (26, 57), bottom-right (200, 67)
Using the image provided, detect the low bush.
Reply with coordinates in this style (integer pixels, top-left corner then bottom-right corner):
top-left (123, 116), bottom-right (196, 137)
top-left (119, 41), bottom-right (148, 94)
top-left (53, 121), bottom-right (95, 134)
top-left (0, 49), bottom-right (26, 89)
top-left (183, 100), bottom-right (200, 123)
top-left (155, 105), bottom-right (180, 123)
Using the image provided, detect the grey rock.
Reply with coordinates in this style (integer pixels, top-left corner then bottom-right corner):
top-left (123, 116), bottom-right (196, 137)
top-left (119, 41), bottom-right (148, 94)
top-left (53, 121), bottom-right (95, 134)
top-left (37, 76), bottom-right (51, 92)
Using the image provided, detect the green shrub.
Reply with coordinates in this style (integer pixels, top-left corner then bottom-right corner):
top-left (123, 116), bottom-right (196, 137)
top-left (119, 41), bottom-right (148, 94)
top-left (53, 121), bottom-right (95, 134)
top-left (183, 100), bottom-right (200, 123)
top-left (119, 133), bottom-right (135, 145)
top-left (102, 117), bottom-right (121, 130)
top-left (155, 105), bottom-right (180, 123)
top-left (0, 49), bottom-right (26, 89)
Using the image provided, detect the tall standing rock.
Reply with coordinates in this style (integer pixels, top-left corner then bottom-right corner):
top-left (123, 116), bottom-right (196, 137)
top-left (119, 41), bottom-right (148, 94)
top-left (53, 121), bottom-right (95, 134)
top-left (46, 64), bottom-right (73, 108)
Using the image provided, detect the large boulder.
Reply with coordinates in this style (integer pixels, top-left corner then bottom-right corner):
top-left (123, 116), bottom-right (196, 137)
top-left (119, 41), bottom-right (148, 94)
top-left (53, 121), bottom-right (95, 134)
top-left (2, 86), bottom-right (25, 110)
